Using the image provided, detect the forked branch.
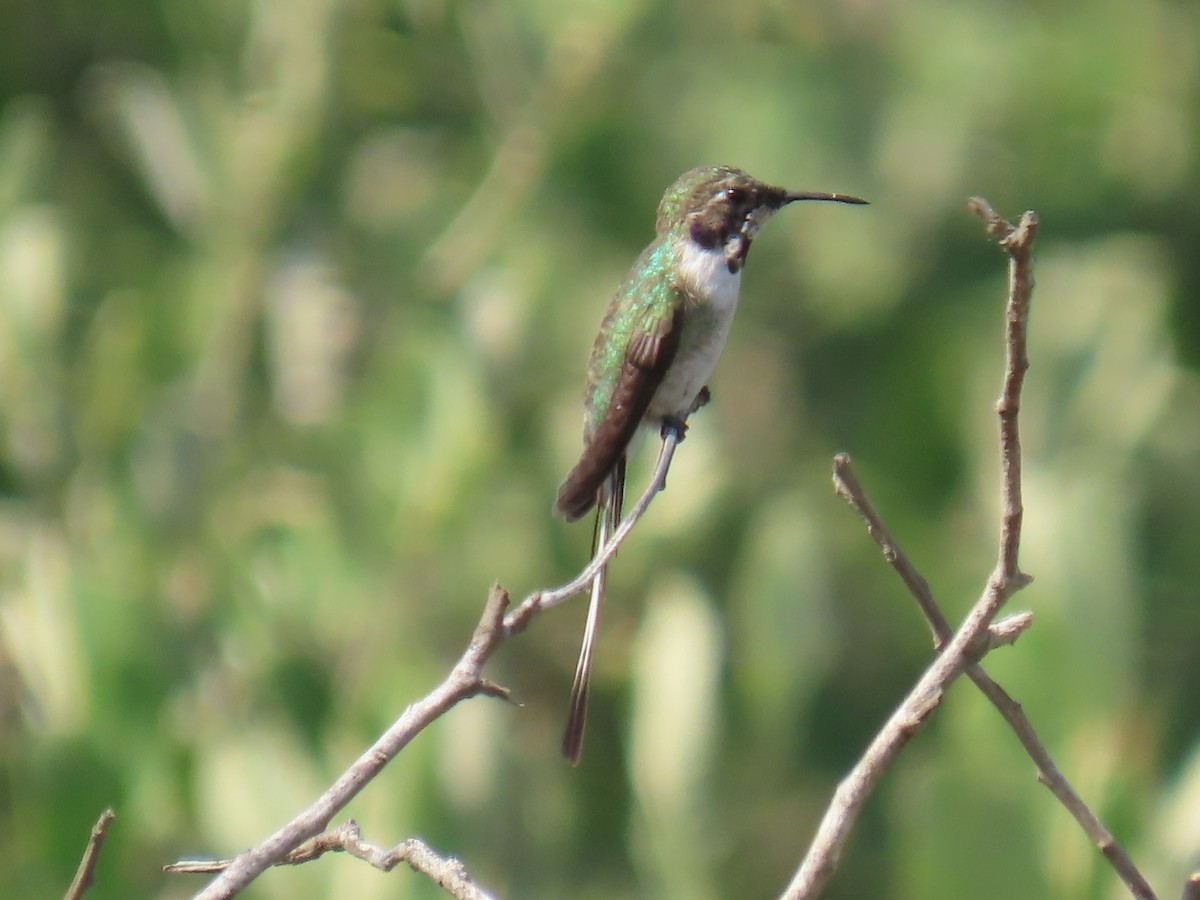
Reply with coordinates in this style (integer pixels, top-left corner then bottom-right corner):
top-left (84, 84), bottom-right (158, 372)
top-left (782, 199), bottom-right (1043, 899)
top-left (830, 454), bottom-right (1155, 900)
top-left (170, 432), bottom-right (683, 898)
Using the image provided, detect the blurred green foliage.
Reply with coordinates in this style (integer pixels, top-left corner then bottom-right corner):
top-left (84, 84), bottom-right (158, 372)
top-left (1, 0), bottom-right (1198, 897)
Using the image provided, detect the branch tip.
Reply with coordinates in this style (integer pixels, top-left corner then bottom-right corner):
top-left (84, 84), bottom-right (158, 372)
top-left (474, 584), bottom-right (511, 642)
top-left (65, 808), bottom-right (117, 900)
top-left (967, 196), bottom-right (1010, 239)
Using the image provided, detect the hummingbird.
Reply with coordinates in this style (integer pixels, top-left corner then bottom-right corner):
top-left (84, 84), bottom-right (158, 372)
top-left (553, 165), bottom-right (866, 764)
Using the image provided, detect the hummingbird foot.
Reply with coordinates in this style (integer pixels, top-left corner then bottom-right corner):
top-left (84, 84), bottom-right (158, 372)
top-left (657, 415), bottom-right (690, 493)
top-left (689, 385), bottom-right (712, 415)
top-left (661, 385), bottom-right (709, 441)
top-left (660, 414), bottom-right (689, 441)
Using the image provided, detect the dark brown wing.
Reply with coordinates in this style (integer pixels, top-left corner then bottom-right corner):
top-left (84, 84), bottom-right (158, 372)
top-left (553, 303), bottom-right (684, 521)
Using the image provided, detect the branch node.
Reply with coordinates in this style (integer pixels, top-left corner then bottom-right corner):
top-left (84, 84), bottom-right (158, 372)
top-left (472, 584), bottom-right (511, 647)
top-left (502, 591), bottom-right (541, 637)
top-left (1001, 572), bottom-right (1034, 595)
top-left (475, 679), bottom-right (517, 704)
top-left (986, 611), bottom-right (1034, 651)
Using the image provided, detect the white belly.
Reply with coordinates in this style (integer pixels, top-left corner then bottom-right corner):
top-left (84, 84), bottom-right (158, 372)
top-left (648, 242), bottom-right (741, 420)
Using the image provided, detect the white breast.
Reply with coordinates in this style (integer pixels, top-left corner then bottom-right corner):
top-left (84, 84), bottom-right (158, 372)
top-left (648, 242), bottom-right (742, 421)
top-left (677, 241), bottom-right (741, 311)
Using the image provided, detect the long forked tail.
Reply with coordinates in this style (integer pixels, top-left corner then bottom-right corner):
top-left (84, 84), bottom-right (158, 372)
top-left (561, 458), bottom-right (625, 764)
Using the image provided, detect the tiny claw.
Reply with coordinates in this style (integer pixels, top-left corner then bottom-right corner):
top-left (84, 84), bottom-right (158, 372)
top-left (660, 415), bottom-right (688, 441)
top-left (658, 416), bottom-right (689, 493)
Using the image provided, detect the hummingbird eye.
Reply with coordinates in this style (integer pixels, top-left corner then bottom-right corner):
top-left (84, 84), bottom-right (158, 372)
top-left (723, 187), bottom-right (746, 204)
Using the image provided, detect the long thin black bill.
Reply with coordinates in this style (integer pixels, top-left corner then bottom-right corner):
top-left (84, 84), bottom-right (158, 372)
top-left (784, 191), bottom-right (869, 205)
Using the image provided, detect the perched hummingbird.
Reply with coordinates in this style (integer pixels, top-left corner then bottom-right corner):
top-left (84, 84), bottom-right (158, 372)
top-left (553, 165), bottom-right (866, 764)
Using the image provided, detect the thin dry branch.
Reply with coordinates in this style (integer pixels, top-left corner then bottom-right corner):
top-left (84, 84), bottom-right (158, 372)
top-left (168, 821), bottom-right (492, 900)
top-left (180, 584), bottom-right (514, 899)
top-left (969, 196), bottom-right (1036, 580)
top-left (64, 808), bottom-right (116, 900)
top-left (505, 431), bottom-right (681, 628)
top-left (173, 431), bottom-right (682, 898)
top-left (781, 199), bottom-right (1039, 899)
top-left (831, 453), bottom-right (1155, 899)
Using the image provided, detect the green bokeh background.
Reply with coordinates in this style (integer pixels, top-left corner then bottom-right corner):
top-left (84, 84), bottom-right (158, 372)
top-left (1, 1), bottom-right (1199, 897)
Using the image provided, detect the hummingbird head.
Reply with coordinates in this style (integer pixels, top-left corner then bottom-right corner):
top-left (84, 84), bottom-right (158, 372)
top-left (656, 165), bottom-right (867, 273)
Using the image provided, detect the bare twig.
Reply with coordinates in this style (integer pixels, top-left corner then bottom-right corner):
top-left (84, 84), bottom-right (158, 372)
top-left (503, 429), bottom-right (681, 631)
top-left (830, 454), bottom-right (946, 647)
top-left (968, 197), bottom-right (1036, 580)
top-left (174, 430), bottom-right (682, 898)
top-left (781, 199), bottom-right (1039, 899)
top-left (182, 584), bottom-right (512, 898)
top-left (64, 808), bottom-right (115, 900)
top-left (167, 821), bottom-right (492, 900)
top-left (831, 453), bottom-right (1156, 899)
top-left (830, 453), bottom-right (1031, 656)
top-left (981, 677), bottom-right (1155, 899)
